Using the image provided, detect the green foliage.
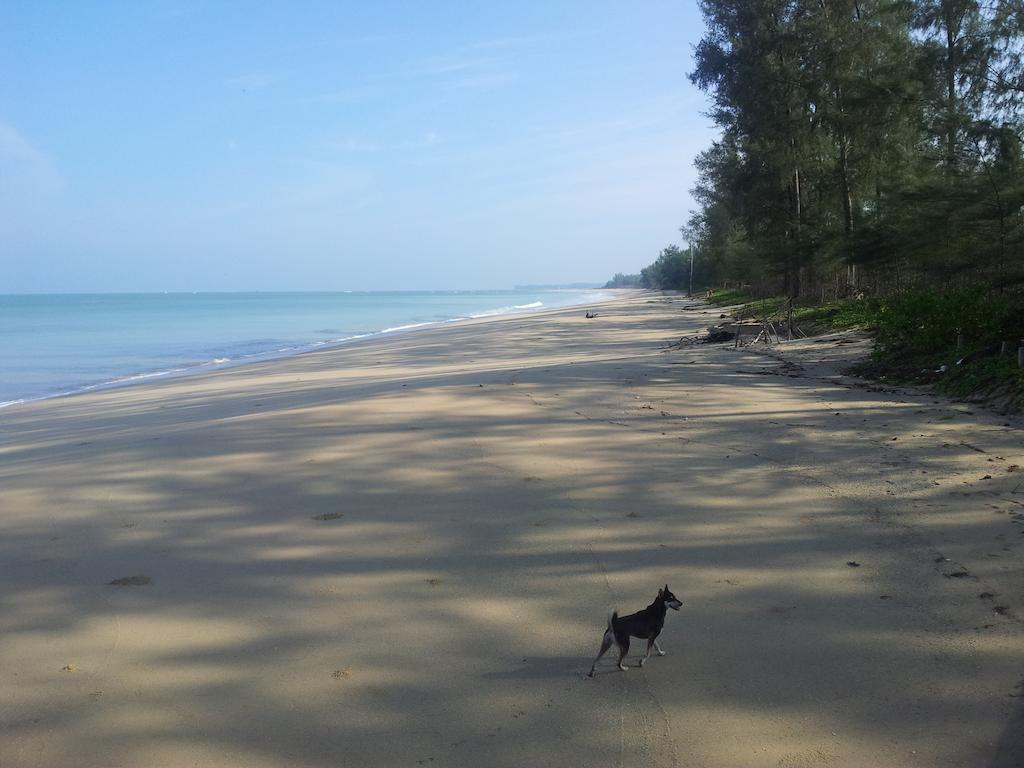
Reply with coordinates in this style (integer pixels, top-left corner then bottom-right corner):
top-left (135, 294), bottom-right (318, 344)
top-left (614, 0), bottom-right (1024, 409)
top-left (706, 287), bottom-right (757, 306)
top-left (792, 299), bottom-right (881, 330)
top-left (939, 355), bottom-right (1024, 400)
top-left (705, 281), bottom-right (1024, 407)
top-left (668, 0), bottom-right (1024, 296)
top-left (603, 273), bottom-right (642, 288)
top-left (872, 288), bottom-right (1009, 358)
top-left (705, 289), bottom-right (881, 328)
top-left (848, 287), bottom-right (1024, 409)
top-left (640, 245), bottom-right (692, 290)
top-left (734, 297), bottom-right (785, 320)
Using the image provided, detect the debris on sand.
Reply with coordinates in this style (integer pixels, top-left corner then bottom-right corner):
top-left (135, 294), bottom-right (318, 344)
top-left (107, 575), bottom-right (151, 586)
top-left (703, 327), bottom-right (735, 344)
top-left (312, 512), bottom-right (343, 521)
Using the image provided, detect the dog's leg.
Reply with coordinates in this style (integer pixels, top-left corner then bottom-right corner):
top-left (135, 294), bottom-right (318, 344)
top-left (638, 637), bottom-right (657, 667)
top-left (653, 639), bottom-right (666, 656)
top-left (587, 630), bottom-right (615, 677)
top-left (617, 637), bottom-right (630, 671)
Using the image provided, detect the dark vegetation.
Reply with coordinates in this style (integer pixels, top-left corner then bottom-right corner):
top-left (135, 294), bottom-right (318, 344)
top-left (613, 0), bottom-right (1024, 410)
top-left (851, 288), bottom-right (1024, 411)
top-left (603, 272), bottom-right (643, 288)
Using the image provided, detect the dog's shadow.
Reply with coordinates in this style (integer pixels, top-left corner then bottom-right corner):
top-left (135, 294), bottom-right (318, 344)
top-left (482, 656), bottom-right (592, 680)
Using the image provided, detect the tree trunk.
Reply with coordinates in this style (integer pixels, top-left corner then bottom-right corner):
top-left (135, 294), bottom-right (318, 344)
top-left (839, 133), bottom-right (854, 236)
top-left (790, 166), bottom-right (802, 298)
top-left (945, 11), bottom-right (958, 169)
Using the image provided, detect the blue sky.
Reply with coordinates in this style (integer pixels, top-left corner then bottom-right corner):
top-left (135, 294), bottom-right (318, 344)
top-left (1, 2), bottom-right (714, 292)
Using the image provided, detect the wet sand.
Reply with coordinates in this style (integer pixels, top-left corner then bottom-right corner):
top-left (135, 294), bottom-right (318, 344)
top-left (1, 292), bottom-right (1021, 767)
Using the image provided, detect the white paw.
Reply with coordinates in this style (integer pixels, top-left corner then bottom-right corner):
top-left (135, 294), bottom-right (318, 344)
top-left (618, 664), bottom-right (629, 671)
top-left (638, 659), bottom-right (645, 667)
top-left (656, 649), bottom-right (666, 656)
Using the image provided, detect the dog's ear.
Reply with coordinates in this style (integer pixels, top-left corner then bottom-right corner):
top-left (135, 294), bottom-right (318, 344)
top-left (658, 586), bottom-right (664, 596)
top-left (664, 584), bottom-right (669, 593)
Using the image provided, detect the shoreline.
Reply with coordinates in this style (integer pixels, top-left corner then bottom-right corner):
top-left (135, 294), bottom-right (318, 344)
top-left (0, 289), bottom-right (632, 412)
top-left (1, 291), bottom-right (1020, 767)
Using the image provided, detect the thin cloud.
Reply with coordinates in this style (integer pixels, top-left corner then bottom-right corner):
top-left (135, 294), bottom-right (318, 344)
top-left (321, 133), bottom-right (438, 154)
top-left (397, 131), bottom-right (439, 150)
top-left (274, 32), bottom-right (406, 57)
top-left (397, 55), bottom-right (485, 78)
top-left (0, 121), bottom-right (64, 202)
top-left (304, 86), bottom-right (375, 105)
top-left (469, 29), bottom-right (598, 50)
top-left (224, 73), bottom-right (277, 91)
top-left (469, 34), bottom-right (551, 50)
top-left (395, 50), bottom-right (517, 92)
top-left (325, 138), bottom-right (382, 153)
top-left (468, 29), bottom-right (598, 50)
top-left (446, 72), bottom-right (519, 90)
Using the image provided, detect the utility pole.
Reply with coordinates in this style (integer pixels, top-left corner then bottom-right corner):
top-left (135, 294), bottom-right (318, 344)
top-left (688, 245), bottom-right (695, 297)
top-left (680, 226), bottom-right (695, 297)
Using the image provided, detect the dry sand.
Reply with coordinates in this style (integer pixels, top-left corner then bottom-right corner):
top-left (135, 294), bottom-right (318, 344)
top-left (1, 293), bottom-right (1021, 768)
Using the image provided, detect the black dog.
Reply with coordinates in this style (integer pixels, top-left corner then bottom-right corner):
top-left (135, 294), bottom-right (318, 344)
top-left (587, 585), bottom-right (682, 677)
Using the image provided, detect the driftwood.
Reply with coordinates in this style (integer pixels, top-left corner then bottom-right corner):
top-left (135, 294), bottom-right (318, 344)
top-left (704, 317), bottom-right (807, 348)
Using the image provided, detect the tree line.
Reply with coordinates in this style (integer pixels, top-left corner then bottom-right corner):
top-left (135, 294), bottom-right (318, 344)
top-left (638, 0), bottom-right (1023, 300)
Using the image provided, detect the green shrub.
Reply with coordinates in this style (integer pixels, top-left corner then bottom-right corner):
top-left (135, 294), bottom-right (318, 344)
top-left (939, 354), bottom-right (1024, 398)
top-left (793, 299), bottom-right (880, 329)
top-left (707, 287), bottom-right (756, 306)
top-left (873, 288), bottom-right (1009, 359)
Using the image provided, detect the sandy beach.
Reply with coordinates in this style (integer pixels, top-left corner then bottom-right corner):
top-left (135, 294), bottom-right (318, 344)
top-left (1, 292), bottom-right (1021, 768)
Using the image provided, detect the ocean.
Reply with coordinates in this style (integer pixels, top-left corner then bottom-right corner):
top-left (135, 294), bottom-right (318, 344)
top-left (0, 289), bottom-right (611, 408)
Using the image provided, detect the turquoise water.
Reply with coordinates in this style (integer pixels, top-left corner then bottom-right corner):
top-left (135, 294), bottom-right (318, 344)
top-left (0, 289), bottom-right (609, 407)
